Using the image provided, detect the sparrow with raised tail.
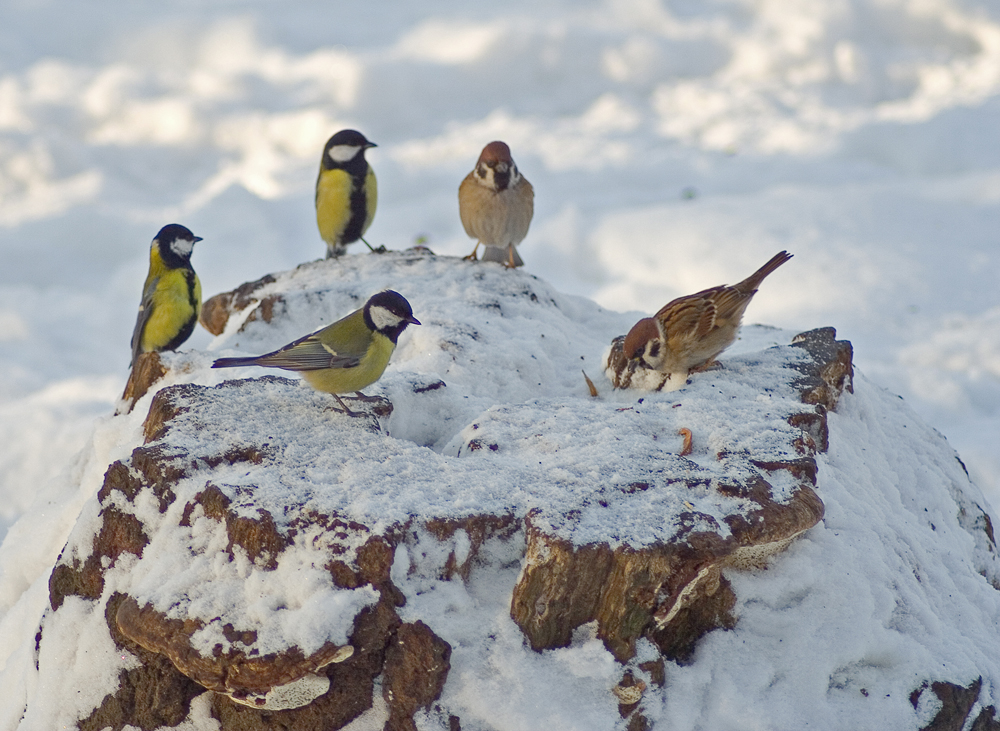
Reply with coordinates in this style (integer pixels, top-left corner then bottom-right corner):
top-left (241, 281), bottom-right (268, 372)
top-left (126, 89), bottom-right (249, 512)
top-left (212, 290), bottom-right (419, 414)
top-left (316, 129), bottom-right (378, 258)
top-left (605, 251), bottom-right (793, 392)
top-left (130, 224), bottom-right (203, 368)
top-left (459, 141), bottom-right (534, 268)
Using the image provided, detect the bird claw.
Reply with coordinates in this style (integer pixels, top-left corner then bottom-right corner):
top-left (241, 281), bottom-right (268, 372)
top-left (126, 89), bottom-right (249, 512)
top-left (328, 393), bottom-right (359, 416)
top-left (462, 252), bottom-right (478, 261)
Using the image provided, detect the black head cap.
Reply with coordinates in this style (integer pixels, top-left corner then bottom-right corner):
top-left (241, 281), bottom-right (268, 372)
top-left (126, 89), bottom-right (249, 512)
top-left (324, 129), bottom-right (376, 150)
top-left (322, 130), bottom-right (377, 171)
top-left (153, 224), bottom-right (202, 266)
top-left (363, 290), bottom-right (420, 342)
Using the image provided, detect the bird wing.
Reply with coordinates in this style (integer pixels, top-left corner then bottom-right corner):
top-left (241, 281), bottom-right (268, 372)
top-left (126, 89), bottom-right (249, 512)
top-left (362, 168), bottom-right (377, 235)
top-left (458, 173), bottom-right (482, 239)
top-left (656, 287), bottom-right (720, 345)
top-left (505, 177), bottom-right (534, 246)
top-left (706, 285), bottom-right (754, 324)
top-left (252, 309), bottom-right (370, 372)
top-left (130, 275), bottom-right (159, 367)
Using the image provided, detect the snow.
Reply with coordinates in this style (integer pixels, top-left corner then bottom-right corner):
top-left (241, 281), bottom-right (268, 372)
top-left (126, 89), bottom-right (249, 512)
top-left (3, 252), bottom-right (999, 729)
top-left (1, 0), bottom-right (999, 728)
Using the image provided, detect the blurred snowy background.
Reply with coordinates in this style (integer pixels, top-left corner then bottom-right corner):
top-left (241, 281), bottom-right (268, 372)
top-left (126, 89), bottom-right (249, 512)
top-left (1, 0), bottom-right (999, 540)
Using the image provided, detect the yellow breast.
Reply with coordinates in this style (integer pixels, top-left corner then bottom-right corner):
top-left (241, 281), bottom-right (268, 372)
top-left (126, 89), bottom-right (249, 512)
top-left (316, 168), bottom-right (354, 246)
top-left (300, 332), bottom-right (395, 394)
top-left (139, 266), bottom-right (201, 354)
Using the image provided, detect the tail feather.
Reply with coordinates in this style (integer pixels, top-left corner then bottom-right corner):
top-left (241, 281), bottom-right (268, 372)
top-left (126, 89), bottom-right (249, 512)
top-left (481, 244), bottom-right (524, 267)
top-left (736, 251), bottom-right (792, 293)
top-left (212, 356), bottom-right (262, 369)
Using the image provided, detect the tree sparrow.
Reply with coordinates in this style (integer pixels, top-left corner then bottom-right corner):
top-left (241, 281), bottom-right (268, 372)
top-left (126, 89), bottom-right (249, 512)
top-left (605, 251), bottom-right (793, 392)
top-left (459, 141), bottom-right (534, 268)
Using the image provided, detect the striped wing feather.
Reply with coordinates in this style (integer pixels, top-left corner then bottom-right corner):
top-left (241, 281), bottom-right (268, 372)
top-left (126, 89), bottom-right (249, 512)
top-left (130, 275), bottom-right (159, 366)
top-left (252, 309), bottom-right (369, 372)
top-left (657, 286), bottom-right (722, 345)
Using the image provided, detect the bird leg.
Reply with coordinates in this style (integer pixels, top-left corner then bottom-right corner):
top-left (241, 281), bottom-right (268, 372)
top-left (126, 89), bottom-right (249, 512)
top-left (463, 242), bottom-right (481, 261)
top-left (689, 357), bottom-right (720, 373)
top-left (329, 393), bottom-right (358, 417)
top-left (359, 236), bottom-right (386, 253)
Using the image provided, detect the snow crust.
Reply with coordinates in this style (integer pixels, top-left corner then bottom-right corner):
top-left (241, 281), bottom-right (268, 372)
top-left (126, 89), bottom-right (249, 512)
top-left (1, 252), bottom-right (998, 729)
top-left (1, 1), bottom-right (1000, 727)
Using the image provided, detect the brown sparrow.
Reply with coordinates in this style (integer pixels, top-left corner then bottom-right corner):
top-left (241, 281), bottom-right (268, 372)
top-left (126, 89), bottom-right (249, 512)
top-left (605, 251), bottom-right (793, 392)
top-left (459, 141), bottom-right (534, 268)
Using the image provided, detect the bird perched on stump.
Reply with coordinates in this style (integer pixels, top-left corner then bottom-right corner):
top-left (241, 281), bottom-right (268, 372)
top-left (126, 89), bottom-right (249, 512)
top-left (606, 251), bottom-right (792, 392)
top-left (316, 129), bottom-right (378, 258)
top-left (212, 290), bottom-right (419, 414)
top-left (459, 141), bottom-right (534, 268)
top-left (130, 224), bottom-right (203, 368)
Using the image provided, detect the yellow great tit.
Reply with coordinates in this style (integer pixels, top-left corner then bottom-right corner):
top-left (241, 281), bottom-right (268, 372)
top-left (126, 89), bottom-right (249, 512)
top-left (316, 129), bottom-right (378, 258)
top-left (130, 224), bottom-right (203, 368)
top-left (212, 290), bottom-right (419, 413)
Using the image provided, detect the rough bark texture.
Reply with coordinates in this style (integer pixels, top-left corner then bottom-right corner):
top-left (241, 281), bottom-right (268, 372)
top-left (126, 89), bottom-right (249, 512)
top-left (121, 351), bottom-right (168, 412)
top-left (53, 326), bottom-right (971, 731)
top-left (509, 327), bottom-right (846, 663)
top-left (115, 597), bottom-right (353, 696)
top-left (909, 678), bottom-right (1000, 731)
top-left (199, 274), bottom-right (279, 336)
top-left (383, 621), bottom-right (453, 731)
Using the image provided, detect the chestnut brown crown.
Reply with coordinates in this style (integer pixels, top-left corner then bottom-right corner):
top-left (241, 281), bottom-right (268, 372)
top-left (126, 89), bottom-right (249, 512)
top-left (478, 141), bottom-right (514, 166)
top-left (623, 318), bottom-right (660, 360)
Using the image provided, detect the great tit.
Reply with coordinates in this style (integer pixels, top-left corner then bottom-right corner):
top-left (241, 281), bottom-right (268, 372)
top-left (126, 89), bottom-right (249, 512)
top-left (316, 129), bottom-right (378, 258)
top-left (459, 141), bottom-right (534, 268)
top-left (130, 224), bottom-right (203, 368)
top-left (212, 290), bottom-right (419, 413)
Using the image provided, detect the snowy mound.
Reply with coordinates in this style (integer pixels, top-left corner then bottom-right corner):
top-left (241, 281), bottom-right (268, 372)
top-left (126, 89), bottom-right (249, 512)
top-left (7, 253), bottom-right (1000, 731)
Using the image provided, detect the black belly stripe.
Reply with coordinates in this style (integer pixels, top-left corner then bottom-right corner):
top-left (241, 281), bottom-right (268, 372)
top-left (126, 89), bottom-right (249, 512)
top-left (342, 171), bottom-right (368, 244)
top-left (162, 269), bottom-right (198, 352)
top-left (163, 313), bottom-right (197, 353)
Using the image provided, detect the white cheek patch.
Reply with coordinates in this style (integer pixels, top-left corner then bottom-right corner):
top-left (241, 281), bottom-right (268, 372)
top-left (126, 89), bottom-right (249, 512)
top-left (169, 237), bottom-right (195, 258)
top-left (477, 165), bottom-right (496, 188)
top-left (369, 305), bottom-right (403, 331)
top-left (328, 145), bottom-right (361, 163)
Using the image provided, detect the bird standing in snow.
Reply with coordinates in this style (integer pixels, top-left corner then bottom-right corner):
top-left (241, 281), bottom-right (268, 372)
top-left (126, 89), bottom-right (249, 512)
top-left (459, 141), bottom-right (534, 268)
top-left (130, 224), bottom-right (203, 368)
top-left (605, 251), bottom-right (792, 392)
top-left (212, 290), bottom-right (419, 414)
top-left (316, 129), bottom-right (378, 258)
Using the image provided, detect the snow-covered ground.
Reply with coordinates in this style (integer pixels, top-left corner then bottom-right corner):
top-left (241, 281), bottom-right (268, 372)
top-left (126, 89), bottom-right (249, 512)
top-left (3, 1), bottom-right (999, 537)
top-left (1, 0), bottom-right (999, 702)
top-left (3, 250), bottom-right (1000, 730)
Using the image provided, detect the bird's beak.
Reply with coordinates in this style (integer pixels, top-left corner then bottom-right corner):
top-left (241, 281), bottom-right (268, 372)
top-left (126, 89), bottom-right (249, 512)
top-left (193, 236), bottom-right (204, 243)
top-left (407, 316), bottom-right (421, 326)
top-left (366, 142), bottom-right (378, 149)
